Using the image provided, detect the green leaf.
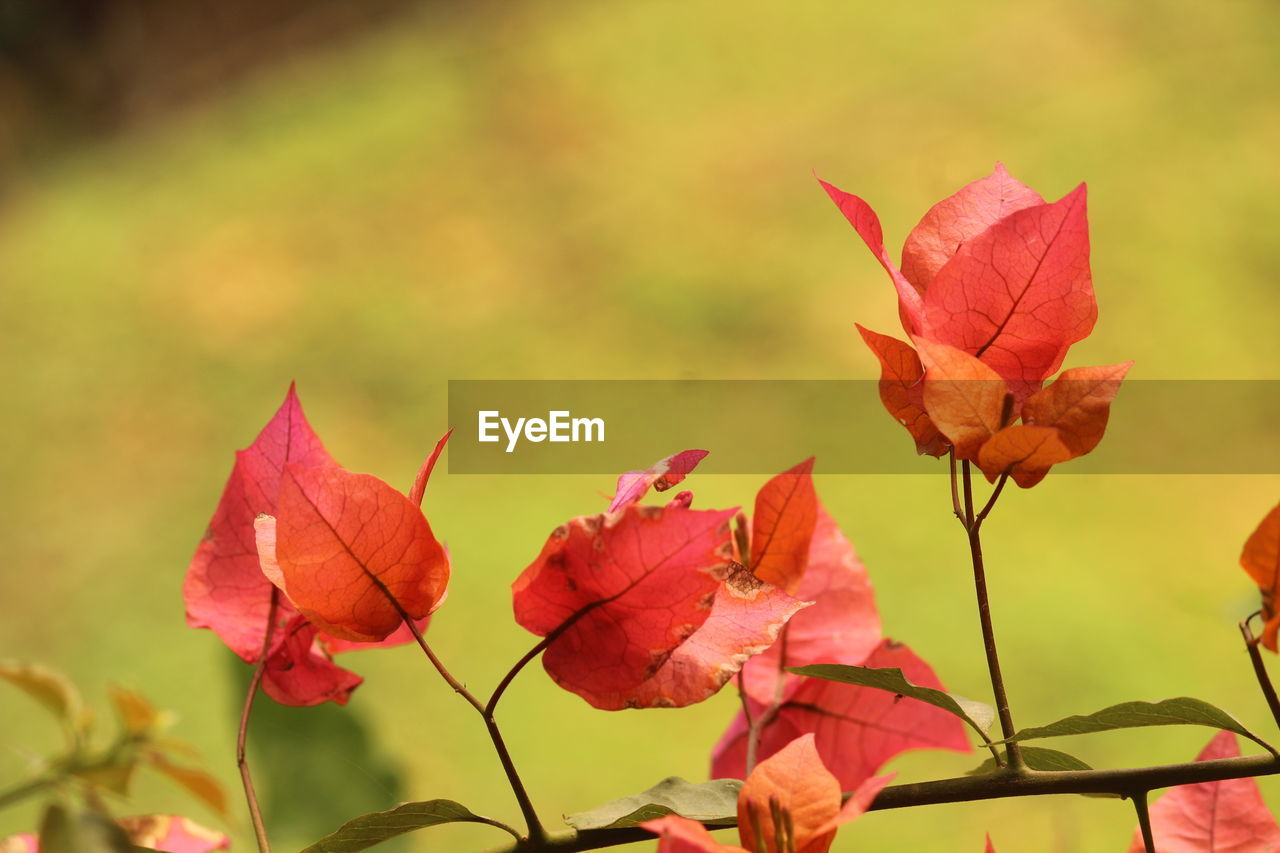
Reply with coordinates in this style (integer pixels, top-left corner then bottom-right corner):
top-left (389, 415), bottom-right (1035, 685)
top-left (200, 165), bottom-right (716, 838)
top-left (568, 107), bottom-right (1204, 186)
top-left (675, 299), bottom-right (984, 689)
top-left (1, 662), bottom-right (92, 746)
top-left (998, 697), bottom-right (1274, 752)
top-left (967, 746), bottom-right (1093, 775)
top-left (789, 663), bottom-right (996, 740)
top-left (299, 800), bottom-right (515, 853)
top-left (565, 777), bottom-right (742, 831)
top-left (38, 803), bottom-right (134, 853)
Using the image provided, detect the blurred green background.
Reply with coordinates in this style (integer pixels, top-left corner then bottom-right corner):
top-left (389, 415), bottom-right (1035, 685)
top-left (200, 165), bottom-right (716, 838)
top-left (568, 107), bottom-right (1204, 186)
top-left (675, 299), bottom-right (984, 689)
top-left (1, 1), bottom-right (1278, 851)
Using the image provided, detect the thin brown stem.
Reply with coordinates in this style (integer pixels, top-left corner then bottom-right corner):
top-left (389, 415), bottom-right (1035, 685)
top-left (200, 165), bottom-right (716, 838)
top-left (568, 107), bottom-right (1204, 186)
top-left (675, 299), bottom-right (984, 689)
top-left (1240, 616), bottom-right (1280, 732)
top-left (949, 450), bottom-right (965, 528)
top-left (745, 625), bottom-right (789, 774)
top-left (961, 461), bottom-right (1021, 769)
top-left (399, 616), bottom-right (546, 845)
top-left (1132, 790), bottom-right (1157, 853)
top-left (237, 590), bottom-right (280, 853)
top-left (479, 754), bottom-right (1280, 853)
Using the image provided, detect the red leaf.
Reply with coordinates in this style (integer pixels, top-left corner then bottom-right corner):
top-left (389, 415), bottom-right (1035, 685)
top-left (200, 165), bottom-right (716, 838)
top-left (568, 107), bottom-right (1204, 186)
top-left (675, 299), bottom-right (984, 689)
top-left (820, 179), bottom-right (925, 335)
top-left (916, 339), bottom-right (1011, 460)
top-left (184, 384), bottom-right (335, 662)
top-left (900, 163), bottom-right (1044, 294)
top-left (750, 459), bottom-right (819, 593)
top-left (609, 450), bottom-right (709, 513)
top-left (513, 505), bottom-right (803, 709)
top-left (1022, 362), bottom-right (1132, 456)
top-left (984, 835), bottom-right (997, 853)
top-left (267, 464), bottom-right (450, 642)
top-left (1241, 502), bottom-right (1280, 652)
top-left (625, 563), bottom-right (807, 710)
top-left (741, 506), bottom-right (881, 706)
top-left (976, 425), bottom-right (1073, 489)
top-left (856, 325), bottom-right (948, 457)
top-left (1127, 731), bottom-right (1280, 852)
top-left (408, 429), bottom-right (453, 507)
top-left (261, 616), bottom-right (362, 707)
top-left (922, 184), bottom-right (1095, 398)
top-left (712, 639), bottom-right (970, 789)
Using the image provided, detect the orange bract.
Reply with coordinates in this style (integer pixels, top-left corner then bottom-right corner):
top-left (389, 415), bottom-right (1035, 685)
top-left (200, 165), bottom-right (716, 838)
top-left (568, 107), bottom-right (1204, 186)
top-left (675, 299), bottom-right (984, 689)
top-left (1242, 502), bottom-right (1280, 651)
top-left (267, 464), bottom-right (450, 643)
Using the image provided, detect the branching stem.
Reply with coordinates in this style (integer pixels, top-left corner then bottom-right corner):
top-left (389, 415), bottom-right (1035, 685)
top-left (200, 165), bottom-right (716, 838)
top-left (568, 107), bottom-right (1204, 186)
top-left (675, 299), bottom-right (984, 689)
top-left (956, 461), bottom-right (1021, 769)
top-left (237, 590), bottom-right (280, 853)
top-left (1131, 790), bottom-right (1156, 853)
top-left (1240, 614), bottom-right (1280, 732)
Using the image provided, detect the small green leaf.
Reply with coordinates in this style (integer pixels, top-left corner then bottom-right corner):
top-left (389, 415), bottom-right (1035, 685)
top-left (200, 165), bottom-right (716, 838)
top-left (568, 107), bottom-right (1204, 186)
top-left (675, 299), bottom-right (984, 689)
top-left (1, 662), bottom-right (92, 746)
top-left (73, 761), bottom-right (138, 797)
top-left (999, 698), bottom-right (1274, 752)
top-left (565, 777), bottom-right (742, 831)
top-left (789, 663), bottom-right (996, 740)
top-left (38, 803), bottom-right (134, 853)
top-left (299, 800), bottom-right (515, 853)
top-left (967, 746), bottom-right (1093, 775)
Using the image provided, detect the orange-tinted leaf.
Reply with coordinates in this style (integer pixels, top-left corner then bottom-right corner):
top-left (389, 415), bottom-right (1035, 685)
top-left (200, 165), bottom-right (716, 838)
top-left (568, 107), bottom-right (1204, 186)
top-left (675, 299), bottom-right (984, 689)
top-left (267, 464), bottom-right (450, 642)
top-left (185, 384), bottom-right (335, 661)
top-left (513, 506), bottom-right (803, 709)
top-left (976, 425), bottom-right (1073, 489)
top-left (146, 755), bottom-right (230, 820)
top-left (900, 163), bottom-right (1044, 294)
top-left (642, 816), bottom-right (745, 853)
top-left (1127, 731), bottom-right (1280, 852)
top-left (820, 179), bottom-right (925, 335)
top-left (750, 459), bottom-right (818, 593)
top-left (741, 506), bottom-right (881, 706)
top-left (609, 450), bottom-right (709, 513)
top-left (922, 184), bottom-right (1095, 399)
top-left (737, 734), bottom-right (841, 853)
top-left (713, 640), bottom-right (970, 789)
top-left (916, 339), bottom-right (1010, 460)
top-left (984, 835), bottom-right (997, 853)
top-left (1022, 362), bottom-right (1132, 456)
top-left (856, 325), bottom-right (947, 457)
top-left (1241, 502), bottom-right (1280, 652)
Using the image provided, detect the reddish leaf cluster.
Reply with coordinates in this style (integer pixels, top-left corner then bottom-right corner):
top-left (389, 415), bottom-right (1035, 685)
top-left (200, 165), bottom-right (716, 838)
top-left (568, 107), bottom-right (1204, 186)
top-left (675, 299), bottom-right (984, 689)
top-left (709, 465), bottom-right (969, 790)
top-left (512, 451), bottom-right (807, 710)
top-left (184, 385), bottom-right (450, 706)
top-left (828, 165), bottom-right (1130, 486)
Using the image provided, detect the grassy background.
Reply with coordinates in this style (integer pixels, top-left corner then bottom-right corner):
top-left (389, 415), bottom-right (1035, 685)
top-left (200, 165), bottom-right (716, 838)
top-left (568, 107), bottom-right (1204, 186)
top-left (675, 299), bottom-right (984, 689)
top-left (1, 1), bottom-right (1278, 850)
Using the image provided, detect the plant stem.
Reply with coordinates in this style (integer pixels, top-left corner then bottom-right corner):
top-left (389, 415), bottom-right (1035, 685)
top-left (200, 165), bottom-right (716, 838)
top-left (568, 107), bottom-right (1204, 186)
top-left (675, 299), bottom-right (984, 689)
top-left (0, 774), bottom-right (58, 810)
top-left (960, 461), bottom-right (1021, 769)
top-left (399, 615), bottom-right (546, 846)
top-left (479, 754), bottom-right (1280, 853)
top-left (949, 450), bottom-right (965, 527)
top-left (745, 625), bottom-right (789, 774)
top-left (1131, 790), bottom-right (1156, 853)
top-left (237, 590), bottom-right (280, 853)
top-left (1240, 616), bottom-right (1280, 731)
